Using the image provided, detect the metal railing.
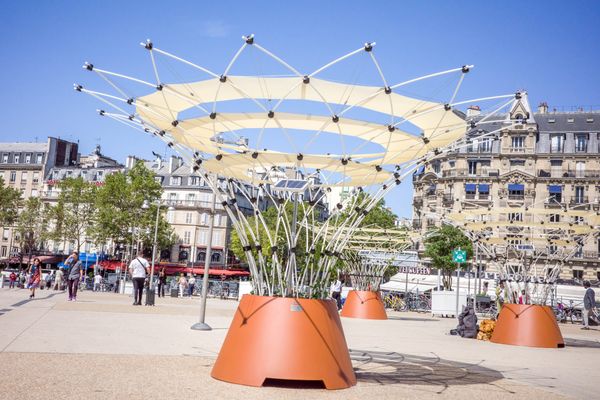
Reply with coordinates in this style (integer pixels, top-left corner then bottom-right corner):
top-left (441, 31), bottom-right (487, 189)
top-left (538, 170), bottom-right (600, 179)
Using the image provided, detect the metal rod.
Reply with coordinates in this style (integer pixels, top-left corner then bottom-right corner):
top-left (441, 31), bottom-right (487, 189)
top-left (192, 175), bottom-right (216, 330)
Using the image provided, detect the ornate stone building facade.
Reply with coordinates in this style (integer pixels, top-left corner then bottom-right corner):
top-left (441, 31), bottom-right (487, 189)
top-left (412, 94), bottom-right (600, 281)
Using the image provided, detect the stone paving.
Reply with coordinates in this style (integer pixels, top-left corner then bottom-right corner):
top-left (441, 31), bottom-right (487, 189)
top-left (0, 288), bottom-right (598, 399)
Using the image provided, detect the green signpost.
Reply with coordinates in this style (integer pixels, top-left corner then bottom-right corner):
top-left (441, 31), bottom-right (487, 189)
top-left (452, 248), bottom-right (467, 318)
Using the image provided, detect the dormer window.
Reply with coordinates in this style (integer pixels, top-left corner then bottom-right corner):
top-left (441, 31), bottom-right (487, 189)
top-left (586, 118), bottom-right (594, 123)
top-left (548, 118), bottom-right (555, 123)
top-left (170, 176), bottom-right (182, 186)
top-left (567, 118), bottom-right (574, 123)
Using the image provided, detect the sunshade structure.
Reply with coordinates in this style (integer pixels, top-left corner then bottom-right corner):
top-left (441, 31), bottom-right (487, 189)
top-left (78, 36), bottom-right (521, 387)
top-left (78, 35), bottom-right (517, 300)
top-left (435, 205), bottom-right (599, 305)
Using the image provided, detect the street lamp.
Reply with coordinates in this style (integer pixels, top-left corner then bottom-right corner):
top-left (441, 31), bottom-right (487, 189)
top-left (143, 199), bottom-right (174, 305)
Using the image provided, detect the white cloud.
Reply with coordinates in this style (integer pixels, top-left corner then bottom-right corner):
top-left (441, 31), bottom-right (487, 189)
top-left (201, 20), bottom-right (231, 38)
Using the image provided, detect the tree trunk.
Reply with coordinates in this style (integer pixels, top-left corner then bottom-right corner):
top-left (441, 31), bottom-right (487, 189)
top-left (443, 270), bottom-right (453, 290)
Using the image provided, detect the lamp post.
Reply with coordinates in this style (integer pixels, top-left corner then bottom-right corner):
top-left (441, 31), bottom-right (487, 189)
top-left (192, 175), bottom-right (217, 331)
top-left (143, 199), bottom-right (174, 304)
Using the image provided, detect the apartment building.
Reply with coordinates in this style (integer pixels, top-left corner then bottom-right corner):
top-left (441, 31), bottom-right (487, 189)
top-left (412, 94), bottom-right (600, 280)
top-left (0, 137), bottom-right (79, 259)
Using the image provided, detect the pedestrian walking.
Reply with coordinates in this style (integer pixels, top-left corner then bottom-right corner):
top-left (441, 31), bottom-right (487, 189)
top-left (178, 273), bottom-right (188, 298)
top-left (9, 271), bottom-right (17, 289)
top-left (93, 273), bottom-right (102, 292)
top-left (66, 252), bottom-right (84, 301)
top-left (157, 268), bottom-right (166, 298)
top-left (582, 280), bottom-right (596, 330)
top-left (44, 271), bottom-right (54, 290)
top-left (27, 258), bottom-right (42, 299)
top-left (54, 267), bottom-right (64, 290)
top-left (188, 274), bottom-right (196, 297)
top-left (128, 251), bottom-right (149, 306)
top-left (495, 280), bottom-right (506, 314)
top-left (330, 275), bottom-right (342, 310)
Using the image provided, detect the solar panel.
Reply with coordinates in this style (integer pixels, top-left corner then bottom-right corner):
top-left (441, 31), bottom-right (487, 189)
top-left (274, 179), bottom-right (309, 192)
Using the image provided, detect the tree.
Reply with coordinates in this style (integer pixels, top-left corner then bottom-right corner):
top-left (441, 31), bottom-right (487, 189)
top-left (47, 177), bottom-right (98, 252)
top-left (16, 197), bottom-right (49, 264)
top-left (424, 224), bottom-right (473, 290)
top-left (0, 176), bottom-right (22, 229)
top-left (94, 161), bottom-right (174, 256)
top-left (339, 192), bottom-right (398, 229)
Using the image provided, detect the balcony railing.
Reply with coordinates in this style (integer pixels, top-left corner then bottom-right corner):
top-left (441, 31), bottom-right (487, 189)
top-left (507, 194), bottom-right (525, 201)
top-left (441, 169), bottom-right (499, 178)
top-left (538, 170), bottom-right (600, 179)
top-left (573, 251), bottom-right (599, 260)
top-left (502, 146), bottom-right (534, 154)
top-left (569, 197), bottom-right (589, 206)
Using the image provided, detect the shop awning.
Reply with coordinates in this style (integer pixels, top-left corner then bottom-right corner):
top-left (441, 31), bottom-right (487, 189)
top-left (508, 183), bottom-right (524, 191)
top-left (465, 183), bottom-right (476, 192)
top-left (478, 184), bottom-right (490, 193)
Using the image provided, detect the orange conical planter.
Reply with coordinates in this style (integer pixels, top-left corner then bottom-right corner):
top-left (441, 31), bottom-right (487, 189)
top-left (491, 304), bottom-right (564, 348)
top-left (211, 294), bottom-right (357, 389)
top-left (340, 290), bottom-right (387, 320)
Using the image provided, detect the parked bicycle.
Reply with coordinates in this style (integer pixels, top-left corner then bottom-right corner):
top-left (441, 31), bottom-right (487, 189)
top-left (554, 300), bottom-right (583, 324)
top-left (383, 292), bottom-right (431, 312)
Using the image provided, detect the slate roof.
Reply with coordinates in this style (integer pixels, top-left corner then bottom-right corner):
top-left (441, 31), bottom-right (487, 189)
top-left (535, 112), bottom-right (600, 133)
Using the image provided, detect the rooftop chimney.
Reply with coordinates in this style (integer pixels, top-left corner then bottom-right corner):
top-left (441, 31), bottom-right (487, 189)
top-left (169, 155), bottom-right (182, 173)
top-left (538, 102), bottom-right (548, 114)
top-left (466, 105), bottom-right (481, 118)
top-left (125, 155), bottom-right (139, 169)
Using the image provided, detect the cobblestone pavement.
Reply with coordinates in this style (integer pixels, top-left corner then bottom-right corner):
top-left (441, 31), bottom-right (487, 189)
top-left (1, 288), bottom-right (598, 399)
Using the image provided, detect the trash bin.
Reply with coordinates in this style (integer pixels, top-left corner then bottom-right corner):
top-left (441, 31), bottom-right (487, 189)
top-left (171, 287), bottom-right (178, 298)
top-left (145, 288), bottom-right (155, 306)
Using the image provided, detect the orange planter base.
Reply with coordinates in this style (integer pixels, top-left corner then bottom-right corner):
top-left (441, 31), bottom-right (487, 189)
top-left (211, 294), bottom-right (357, 389)
top-left (340, 290), bottom-right (387, 320)
top-left (491, 304), bottom-right (564, 348)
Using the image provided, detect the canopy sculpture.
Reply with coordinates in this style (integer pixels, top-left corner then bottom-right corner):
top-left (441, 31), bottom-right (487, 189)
top-left (428, 202), bottom-right (599, 348)
top-left (77, 36), bottom-right (520, 299)
top-left (333, 225), bottom-right (413, 319)
top-left (78, 35), bottom-right (520, 383)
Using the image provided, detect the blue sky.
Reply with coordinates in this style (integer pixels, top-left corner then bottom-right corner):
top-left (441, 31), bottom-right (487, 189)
top-left (1, 1), bottom-right (599, 217)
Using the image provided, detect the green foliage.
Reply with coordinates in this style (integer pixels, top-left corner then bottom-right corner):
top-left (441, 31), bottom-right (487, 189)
top-left (46, 177), bottom-right (98, 251)
top-left (424, 224), bottom-right (472, 290)
top-left (0, 176), bottom-right (21, 228)
top-left (339, 192), bottom-right (398, 229)
top-left (93, 161), bottom-right (174, 253)
top-left (16, 197), bottom-right (49, 261)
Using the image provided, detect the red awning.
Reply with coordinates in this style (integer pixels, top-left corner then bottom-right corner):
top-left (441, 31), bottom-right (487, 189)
top-left (98, 260), bottom-right (249, 277)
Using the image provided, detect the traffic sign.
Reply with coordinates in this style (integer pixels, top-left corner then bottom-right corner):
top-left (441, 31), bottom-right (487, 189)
top-left (452, 249), bottom-right (467, 263)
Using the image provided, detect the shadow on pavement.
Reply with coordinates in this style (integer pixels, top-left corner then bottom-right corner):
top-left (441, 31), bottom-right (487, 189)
top-left (11, 291), bottom-right (66, 308)
top-left (564, 337), bottom-right (600, 348)
top-left (386, 316), bottom-right (438, 322)
top-left (350, 349), bottom-right (510, 395)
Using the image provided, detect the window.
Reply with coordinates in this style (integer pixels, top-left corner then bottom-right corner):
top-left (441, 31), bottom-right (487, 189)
top-left (1, 154), bottom-right (7, 163)
top-left (9, 171), bottom-right (16, 183)
top-left (448, 160), bottom-right (455, 169)
top-left (550, 134), bottom-right (564, 152)
top-left (574, 186), bottom-right (585, 204)
top-left (31, 189), bottom-right (38, 197)
top-left (25, 154), bottom-right (31, 164)
top-left (567, 118), bottom-right (574, 123)
top-left (549, 214), bottom-right (560, 223)
top-left (0, 246), bottom-right (6, 257)
top-left (21, 172), bottom-right (28, 183)
top-left (211, 251), bottom-right (222, 263)
top-left (167, 209), bottom-right (174, 223)
top-left (200, 213), bottom-right (208, 225)
top-left (185, 212), bottom-right (192, 224)
top-left (13, 154), bottom-right (20, 163)
top-left (65, 170), bottom-right (72, 177)
top-left (197, 250), bottom-right (206, 263)
top-left (508, 183), bottom-right (524, 198)
top-left (36, 154), bottom-right (43, 164)
top-left (168, 193), bottom-right (177, 204)
top-left (511, 136), bottom-right (525, 148)
top-left (508, 213), bottom-right (522, 222)
top-left (154, 176), bottom-right (162, 184)
top-left (465, 183), bottom-right (476, 199)
top-left (170, 176), bottom-right (182, 186)
top-left (186, 193), bottom-right (196, 205)
top-left (32, 172), bottom-right (39, 183)
top-left (478, 184), bottom-right (490, 199)
top-left (432, 161), bottom-right (441, 174)
top-left (480, 137), bottom-right (492, 152)
top-left (575, 134), bottom-right (588, 152)
top-left (183, 231), bottom-right (191, 244)
top-left (510, 159), bottom-right (525, 167)
top-left (2, 229), bottom-right (9, 241)
top-left (548, 185), bottom-right (562, 203)
top-left (576, 161), bottom-right (585, 178)
top-left (573, 216), bottom-right (584, 225)
top-left (572, 270), bottom-right (583, 279)
top-left (190, 176), bottom-right (199, 185)
top-left (468, 161), bottom-right (477, 175)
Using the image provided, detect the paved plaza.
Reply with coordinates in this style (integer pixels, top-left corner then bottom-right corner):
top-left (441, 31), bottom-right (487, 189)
top-left (0, 288), bottom-right (598, 400)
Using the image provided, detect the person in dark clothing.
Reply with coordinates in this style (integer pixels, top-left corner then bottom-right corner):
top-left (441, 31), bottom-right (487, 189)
top-left (456, 302), bottom-right (478, 338)
top-left (582, 281), bottom-right (596, 330)
top-left (157, 268), bottom-right (167, 298)
top-left (128, 251), bottom-right (149, 306)
top-left (66, 252), bottom-right (84, 301)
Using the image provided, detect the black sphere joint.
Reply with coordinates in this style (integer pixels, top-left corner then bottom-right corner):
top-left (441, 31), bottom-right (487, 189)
top-left (156, 84), bottom-right (163, 91)
top-left (127, 98), bottom-right (134, 105)
top-left (461, 65), bottom-right (470, 73)
top-left (384, 86), bottom-right (392, 94)
top-left (251, 152), bottom-right (259, 159)
top-left (98, 110), bottom-right (105, 116)
top-left (216, 154), bottom-right (223, 161)
top-left (336, 203), bottom-right (343, 210)
top-left (209, 112), bottom-right (217, 120)
top-left (144, 41), bottom-right (153, 50)
top-left (245, 36), bottom-right (254, 45)
top-left (470, 121), bottom-right (476, 129)
top-left (167, 142), bottom-right (173, 147)
top-left (364, 42), bottom-right (373, 52)
top-left (332, 115), bottom-right (339, 123)
top-left (268, 110), bottom-right (274, 118)
top-left (515, 91), bottom-right (522, 99)
top-left (192, 165), bottom-right (199, 172)
top-left (388, 125), bottom-right (395, 132)
top-left (128, 115), bottom-right (135, 121)
top-left (75, 84), bottom-right (83, 92)
top-left (303, 75), bottom-right (310, 84)
top-left (444, 104), bottom-right (451, 111)
top-left (375, 165), bottom-right (382, 172)
top-left (219, 75), bottom-right (227, 83)
top-left (85, 63), bottom-right (94, 71)
top-left (158, 130), bottom-right (165, 136)
top-left (171, 120), bottom-right (179, 127)
top-left (341, 158), bottom-right (348, 165)
top-left (423, 137), bottom-right (430, 144)
top-left (297, 153), bottom-right (303, 161)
